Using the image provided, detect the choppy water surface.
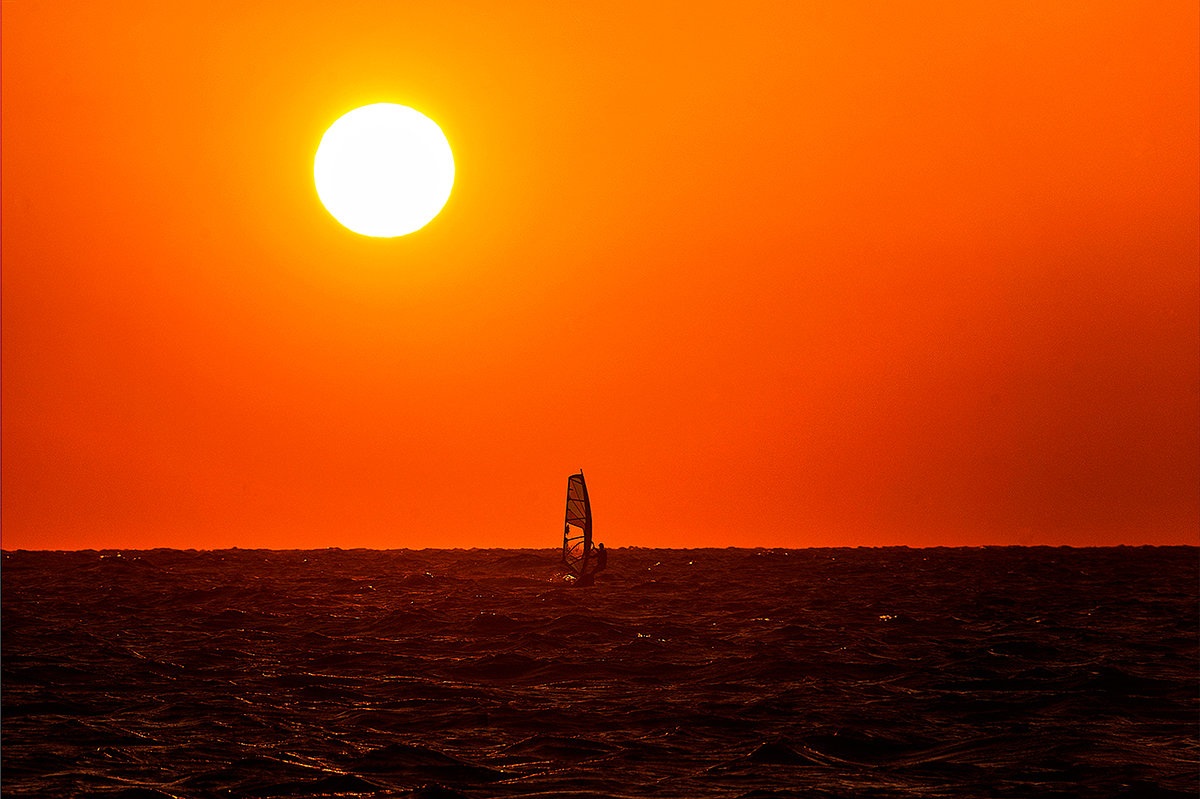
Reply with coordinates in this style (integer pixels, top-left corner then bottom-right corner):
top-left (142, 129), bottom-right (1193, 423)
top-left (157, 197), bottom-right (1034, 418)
top-left (3, 546), bottom-right (1197, 798)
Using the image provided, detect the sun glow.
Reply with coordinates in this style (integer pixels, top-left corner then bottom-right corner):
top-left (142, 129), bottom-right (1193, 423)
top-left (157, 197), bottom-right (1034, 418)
top-left (314, 103), bottom-right (455, 237)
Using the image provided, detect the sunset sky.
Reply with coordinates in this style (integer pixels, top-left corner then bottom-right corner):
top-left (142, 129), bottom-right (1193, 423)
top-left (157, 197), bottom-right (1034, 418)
top-left (3, 1), bottom-right (1197, 550)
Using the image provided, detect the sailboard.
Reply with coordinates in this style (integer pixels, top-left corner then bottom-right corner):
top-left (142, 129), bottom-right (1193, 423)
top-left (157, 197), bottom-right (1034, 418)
top-left (562, 470), bottom-right (592, 579)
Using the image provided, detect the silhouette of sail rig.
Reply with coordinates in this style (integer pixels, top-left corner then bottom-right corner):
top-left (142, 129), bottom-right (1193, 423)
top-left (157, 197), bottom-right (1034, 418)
top-left (562, 471), bottom-right (592, 580)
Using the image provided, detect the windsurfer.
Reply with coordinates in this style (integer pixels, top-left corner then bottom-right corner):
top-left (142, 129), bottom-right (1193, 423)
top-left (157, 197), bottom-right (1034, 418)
top-left (592, 543), bottom-right (608, 575)
top-left (577, 542), bottom-right (607, 584)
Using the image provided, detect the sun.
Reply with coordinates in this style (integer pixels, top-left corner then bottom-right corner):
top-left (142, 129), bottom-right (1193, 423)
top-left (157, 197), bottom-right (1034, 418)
top-left (314, 103), bottom-right (455, 237)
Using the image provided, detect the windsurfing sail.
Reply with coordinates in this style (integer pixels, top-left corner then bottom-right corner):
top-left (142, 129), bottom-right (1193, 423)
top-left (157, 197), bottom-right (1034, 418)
top-left (562, 471), bottom-right (592, 578)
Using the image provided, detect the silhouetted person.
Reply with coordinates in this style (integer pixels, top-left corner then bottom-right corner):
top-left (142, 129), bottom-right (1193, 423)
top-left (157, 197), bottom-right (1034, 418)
top-left (573, 542), bottom-right (606, 586)
top-left (592, 543), bottom-right (608, 575)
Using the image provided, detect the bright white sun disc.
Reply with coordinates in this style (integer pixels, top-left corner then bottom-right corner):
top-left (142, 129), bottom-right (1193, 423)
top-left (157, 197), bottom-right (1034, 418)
top-left (314, 103), bottom-right (454, 237)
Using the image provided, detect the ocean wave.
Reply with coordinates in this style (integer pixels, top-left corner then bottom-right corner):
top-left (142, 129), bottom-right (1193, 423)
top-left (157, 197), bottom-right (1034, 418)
top-left (3, 546), bottom-right (1196, 797)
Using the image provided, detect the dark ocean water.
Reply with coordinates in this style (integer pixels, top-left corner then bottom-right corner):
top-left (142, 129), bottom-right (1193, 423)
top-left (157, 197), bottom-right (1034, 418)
top-left (2, 546), bottom-right (1197, 798)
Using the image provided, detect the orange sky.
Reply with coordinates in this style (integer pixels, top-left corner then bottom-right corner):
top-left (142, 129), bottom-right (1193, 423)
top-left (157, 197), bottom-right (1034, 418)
top-left (3, 1), bottom-right (1197, 550)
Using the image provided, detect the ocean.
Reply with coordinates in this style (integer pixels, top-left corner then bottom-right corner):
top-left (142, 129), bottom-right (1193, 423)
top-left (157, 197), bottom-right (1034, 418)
top-left (2, 546), bottom-right (1196, 798)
